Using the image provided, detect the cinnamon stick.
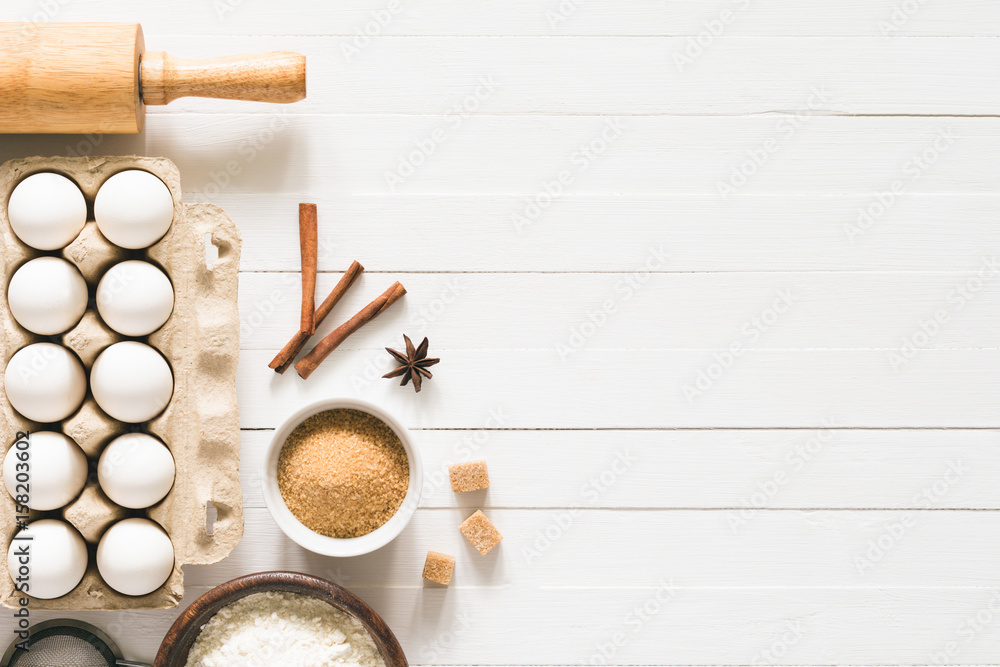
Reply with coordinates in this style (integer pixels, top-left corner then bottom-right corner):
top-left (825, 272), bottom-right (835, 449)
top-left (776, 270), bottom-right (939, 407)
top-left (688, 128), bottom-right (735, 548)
top-left (298, 203), bottom-right (318, 335)
top-left (269, 260), bottom-right (365, 374)
top-left (295, 281), bottom-right (407, 380)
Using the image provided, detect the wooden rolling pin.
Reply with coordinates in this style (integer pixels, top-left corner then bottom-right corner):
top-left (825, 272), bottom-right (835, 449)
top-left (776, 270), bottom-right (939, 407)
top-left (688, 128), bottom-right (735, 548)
top-left (0, 23), bottom-right (306, 134)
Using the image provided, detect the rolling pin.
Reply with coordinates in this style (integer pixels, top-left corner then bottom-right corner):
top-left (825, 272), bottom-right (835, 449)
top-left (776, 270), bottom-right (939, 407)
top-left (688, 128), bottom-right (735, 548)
top-left (0, 23), bottom-right (306, 134)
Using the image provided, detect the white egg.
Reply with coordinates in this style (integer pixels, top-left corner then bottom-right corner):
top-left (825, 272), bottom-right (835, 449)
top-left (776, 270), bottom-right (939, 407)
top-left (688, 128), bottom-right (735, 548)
top-left (4, 343), bottom-right (86, 423)
top-left (7, 172), bottom-right (87, 250)
top-left (96, 260), bottom-right (174, 336)
top-left (7, 257), bottom-right (89, 335)
top-left (94, 170), bottom-right (174, 249)
top-left (8, 519), bottom-right (88, 599)
top-left (97, 518), bottom-right (174, 596)
top-left (90, 342), bottom-right (173, 423)
top-left (98, 433), bottom-right (175, 509)
top-left (3, 432), bottom-right (88, 511)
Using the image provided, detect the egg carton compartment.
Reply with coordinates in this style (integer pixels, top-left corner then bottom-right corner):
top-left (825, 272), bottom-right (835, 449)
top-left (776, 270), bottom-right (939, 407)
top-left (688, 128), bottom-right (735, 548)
top-left (0, 156), bottom-right (242, 610)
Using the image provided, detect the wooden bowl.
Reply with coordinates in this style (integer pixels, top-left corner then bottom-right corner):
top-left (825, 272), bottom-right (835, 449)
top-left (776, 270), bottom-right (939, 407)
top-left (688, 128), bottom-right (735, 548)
top-left (154, 571), bottom-right (408, 666)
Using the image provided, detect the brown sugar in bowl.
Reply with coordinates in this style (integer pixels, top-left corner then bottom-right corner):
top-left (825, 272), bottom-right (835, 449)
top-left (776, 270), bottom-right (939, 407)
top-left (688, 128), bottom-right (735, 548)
top-left (155, 571), bottom-right (407, 666)
top-left (262, 398), bottom-right (423, 557)
top-left (278, 408), bottom-right (409, 539)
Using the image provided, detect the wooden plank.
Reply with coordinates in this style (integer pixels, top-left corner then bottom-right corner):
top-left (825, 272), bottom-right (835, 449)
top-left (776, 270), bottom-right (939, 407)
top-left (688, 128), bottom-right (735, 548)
top-left (189, 508), bottom-right (1000, 589)
top-left (18, 1), bottom-right (1000, 36)
top-left (222, 194), bottom-right (1000, 273)
top-left (0, 116), bottom-right (986, 196)
top-left (236, 271), bottom-right (1000, 351)
top-left (236, 349), bottom-right (1000, 429)
top-left (137, 35), bottom-right (1000, 115)
top-left (229, 586), bottom-right (1000, 665)
top-left (237, 429), bottom-right (1000, 510)
top-left (31, 584), bottom-right (1000, 664)
top-left (140, 115), bottom-right (988, 196)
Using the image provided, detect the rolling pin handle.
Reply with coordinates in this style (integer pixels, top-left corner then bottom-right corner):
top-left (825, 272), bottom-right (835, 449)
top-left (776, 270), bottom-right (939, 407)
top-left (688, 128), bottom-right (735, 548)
top-left (140, 50), bottom-right (306, 106)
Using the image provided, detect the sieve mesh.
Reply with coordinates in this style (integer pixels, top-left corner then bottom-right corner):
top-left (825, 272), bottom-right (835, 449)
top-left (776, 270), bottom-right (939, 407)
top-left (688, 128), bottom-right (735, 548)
top-left (7, 626), bottom-right (117, 667)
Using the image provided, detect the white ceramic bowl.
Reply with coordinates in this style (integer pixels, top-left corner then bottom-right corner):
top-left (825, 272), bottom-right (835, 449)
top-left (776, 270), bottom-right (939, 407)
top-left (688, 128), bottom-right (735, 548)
top-left (262, 398), bottom-right (422, 557)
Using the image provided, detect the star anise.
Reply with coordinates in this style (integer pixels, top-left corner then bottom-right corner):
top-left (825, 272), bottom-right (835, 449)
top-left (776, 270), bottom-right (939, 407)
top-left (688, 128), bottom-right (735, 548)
top-left (382, 335), bottom-right (440, 392)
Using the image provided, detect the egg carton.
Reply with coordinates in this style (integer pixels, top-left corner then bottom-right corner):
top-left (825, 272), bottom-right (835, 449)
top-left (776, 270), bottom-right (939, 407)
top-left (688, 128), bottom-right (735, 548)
top-left (0, 156), bottom-right (243, 610)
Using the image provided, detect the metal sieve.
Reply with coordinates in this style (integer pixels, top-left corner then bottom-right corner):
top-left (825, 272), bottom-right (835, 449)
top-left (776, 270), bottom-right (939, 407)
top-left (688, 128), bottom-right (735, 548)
top-left (1, 619), bottom-right (149, 667)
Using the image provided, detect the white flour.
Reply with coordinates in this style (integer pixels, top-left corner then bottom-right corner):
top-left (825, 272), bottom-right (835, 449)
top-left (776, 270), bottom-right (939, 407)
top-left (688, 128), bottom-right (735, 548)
top-left (184, 591), bottom-right (387, 667)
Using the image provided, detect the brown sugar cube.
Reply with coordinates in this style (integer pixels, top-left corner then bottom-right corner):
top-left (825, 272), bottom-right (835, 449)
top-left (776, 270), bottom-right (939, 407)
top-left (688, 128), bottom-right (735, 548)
top-left (449, 460), bottom-right (490, 493)
top-left (422, 551), bottom-right (455, 585)
top-left (459, 510), bottom-right (503, 555)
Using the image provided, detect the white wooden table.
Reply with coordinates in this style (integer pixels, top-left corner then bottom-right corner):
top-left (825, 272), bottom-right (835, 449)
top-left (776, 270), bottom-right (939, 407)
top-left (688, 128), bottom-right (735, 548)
top-left (4, 1), bottom-right (1000, 664)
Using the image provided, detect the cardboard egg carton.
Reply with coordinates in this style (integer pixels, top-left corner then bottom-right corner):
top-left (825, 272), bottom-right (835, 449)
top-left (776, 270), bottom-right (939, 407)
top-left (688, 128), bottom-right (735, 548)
top-left (0, 156), bottom-right (243, 610)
